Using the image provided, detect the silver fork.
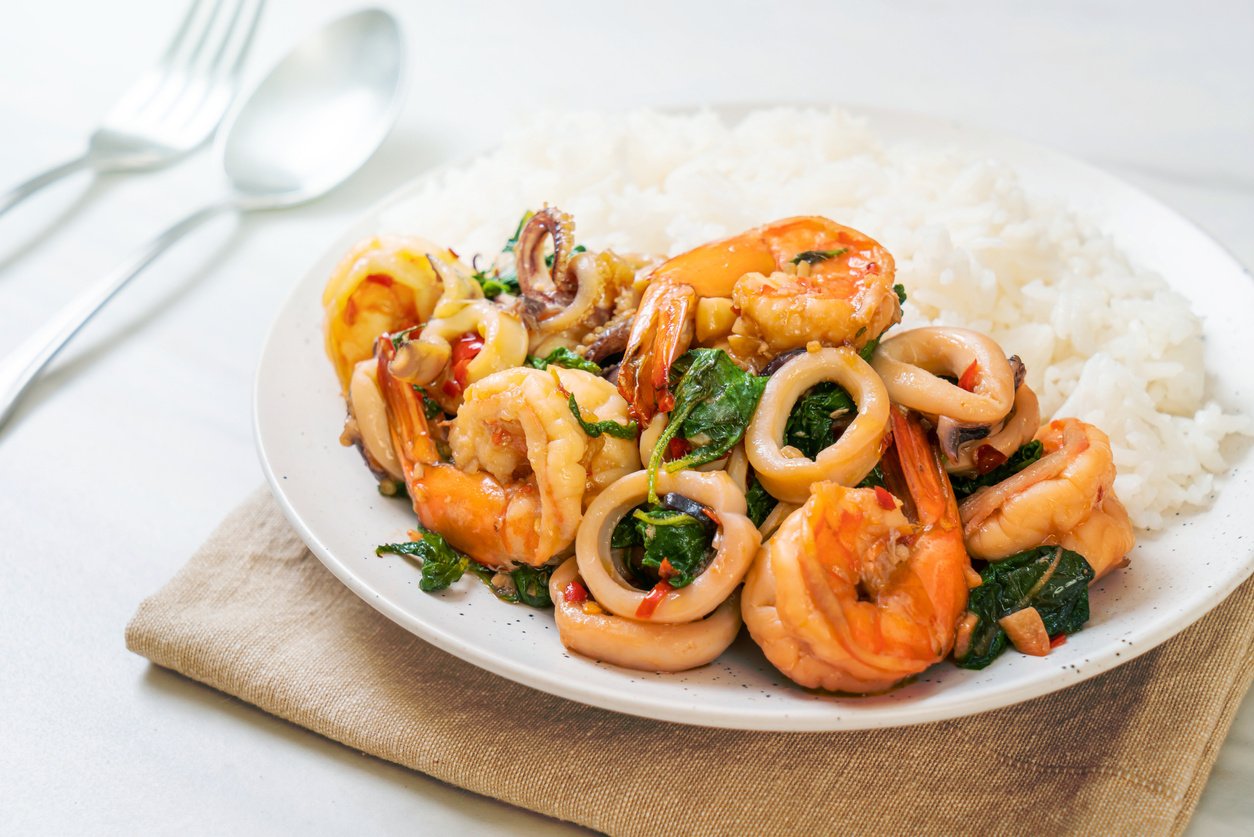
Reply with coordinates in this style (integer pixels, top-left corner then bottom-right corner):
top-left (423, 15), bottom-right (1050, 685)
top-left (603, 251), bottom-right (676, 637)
top-left (0, 0), bottom-right (264, 218)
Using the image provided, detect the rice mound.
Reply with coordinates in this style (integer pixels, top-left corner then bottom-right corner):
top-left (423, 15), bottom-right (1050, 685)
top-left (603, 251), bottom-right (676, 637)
top-left (380, 108), bottom-right (1252, 530)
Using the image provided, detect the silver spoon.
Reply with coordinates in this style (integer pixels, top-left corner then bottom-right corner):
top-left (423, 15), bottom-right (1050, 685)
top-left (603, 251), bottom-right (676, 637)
top-left (0, 8), bottom-right (405, 428)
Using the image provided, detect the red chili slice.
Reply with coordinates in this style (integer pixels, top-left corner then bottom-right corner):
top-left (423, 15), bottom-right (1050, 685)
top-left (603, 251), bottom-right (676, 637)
top-left (1049, 634), bottom-right (1067, 649)
top-left (958, 360), bottom-right (979, 392)
top-left (563, 580), bottom-right (588, 604)
top-left (657, 558), bottom-right (677, 580)
top-left (974, 444), bottom-right (1008, 475)
top-left (667, 437), bottom-right (692, 461)
top-left (364, 273), bottom-right (395, 288)
top-left (447, 332), bottom-right (485, 394)
top-left (635, 580), bottom-right (673, 619)
top-left (873, 485), bottom-right (896, 510)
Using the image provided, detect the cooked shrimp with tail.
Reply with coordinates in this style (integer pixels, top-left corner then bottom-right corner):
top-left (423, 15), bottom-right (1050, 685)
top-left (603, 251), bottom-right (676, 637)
top-left (742, 408), bottom-right (972, 693)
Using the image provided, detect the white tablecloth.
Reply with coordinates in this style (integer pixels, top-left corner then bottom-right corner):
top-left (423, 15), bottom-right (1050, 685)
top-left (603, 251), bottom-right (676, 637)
top-left (2, 1), bottom-right (1250, 833)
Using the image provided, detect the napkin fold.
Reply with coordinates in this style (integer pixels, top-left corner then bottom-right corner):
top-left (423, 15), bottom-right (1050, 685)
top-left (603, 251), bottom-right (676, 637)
top-left (126, 488), bottom-right (1253, 836)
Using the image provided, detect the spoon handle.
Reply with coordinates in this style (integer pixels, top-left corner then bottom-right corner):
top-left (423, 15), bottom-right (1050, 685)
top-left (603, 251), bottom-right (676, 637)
top-left (0, 152), bottom-right (93, 219)
top-left (0, 201), bottom-right (233, 428)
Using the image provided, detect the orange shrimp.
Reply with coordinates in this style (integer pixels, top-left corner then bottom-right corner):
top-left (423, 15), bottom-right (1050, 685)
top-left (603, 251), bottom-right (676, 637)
top-left (960, 418), bottom-right (1135, 579)
top-left (618, 216), bottom-right (899, 421)
top-left (376, 339), bottom-right (638, 568)
top-left (742, 408), bottom-right (971, 693)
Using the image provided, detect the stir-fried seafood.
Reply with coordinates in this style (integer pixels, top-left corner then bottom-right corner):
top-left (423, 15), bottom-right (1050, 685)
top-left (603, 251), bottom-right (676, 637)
top-left (323, 208), bottom-right (1139, 685)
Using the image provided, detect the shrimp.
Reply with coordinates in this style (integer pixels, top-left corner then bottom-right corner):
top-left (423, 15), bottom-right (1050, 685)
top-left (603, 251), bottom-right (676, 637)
top-left (549, 558), bottom-right (742, 672)
top-left (742, 408), bottom-right (971, 693)
top-left (323, 236), bottom-right (458, 391)
top-left (619, 216), bottom-right (900, 421)
top-left (377, 342), bottom-right (639, 568)
top-left (959, 418), bottom-right (1135, 579)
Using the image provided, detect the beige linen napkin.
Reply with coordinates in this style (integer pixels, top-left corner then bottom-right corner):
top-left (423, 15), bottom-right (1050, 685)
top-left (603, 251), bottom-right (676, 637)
top-left (127, 488), bottom-right (1253, 836)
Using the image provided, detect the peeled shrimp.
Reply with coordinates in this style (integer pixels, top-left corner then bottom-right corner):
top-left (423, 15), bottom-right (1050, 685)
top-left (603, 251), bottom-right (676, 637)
top-left (619, 216), bottom-right (901, 421)
top-left (378, 345), bottom-right (638, 568)
top-left (742, 408), bottom-right (971, 693)
top-left (576, 469), bottom-right (760, 623)
top-left (745, 346), bottom-right (890, 504)
top-left (323, 236), bottom-right (456, 391)
top-left (960, 418), bottom-right (1135, 578)
top-left (549, 558), bottom-right (742, 672)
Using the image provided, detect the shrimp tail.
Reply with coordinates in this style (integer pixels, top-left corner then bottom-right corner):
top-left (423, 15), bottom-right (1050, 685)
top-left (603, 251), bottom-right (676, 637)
top-left (376, 337), bottom-right (440, 480)
top-left (618, 281), bottom-right (696, 421)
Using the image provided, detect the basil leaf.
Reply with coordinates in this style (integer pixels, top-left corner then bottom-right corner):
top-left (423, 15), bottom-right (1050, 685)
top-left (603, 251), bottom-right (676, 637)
top-left (790, 248), bottom-right (848, 265)
top-left (472, 270), bottom-right (519, 300)
top-left (950, 440), bottom-right (1045, 500)
top-left (527, 347), bottom-right (601, 373)
top-left (628, 507), bottom-right (714, 589)
top-left (376, 531), bottom-right (468, 593)
top-left (858, 336), bottom-right (880, 362)
top-left (955, 546), bottom-right (1094, 670)
top-left (503, 210), bottom-right (533, 253)
top-left (647, 349), bottom-right (767, 501)
top-left (783, 381), bottom-right (856, 460)
top-left (894, 283), bottom-right (907, 305)
top-left (568, 394), bottom-right (638, 439)
top-left (745, 473), bottom-right (778, 528)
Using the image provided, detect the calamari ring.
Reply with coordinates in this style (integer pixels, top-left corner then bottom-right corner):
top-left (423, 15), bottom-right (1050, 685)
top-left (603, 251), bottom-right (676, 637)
top-left (391, 299), bottom-right (528, 390)
top-left (549, 558), bottom-right (742, 672)
top-left (870, 327), bottom-right (1015, 424)
top-left (745, 346), bottom-right (889, 504)
top-left (945, 382), bottom-right (1041, 475)
top-left (576, 469), bottom-right (760, 623)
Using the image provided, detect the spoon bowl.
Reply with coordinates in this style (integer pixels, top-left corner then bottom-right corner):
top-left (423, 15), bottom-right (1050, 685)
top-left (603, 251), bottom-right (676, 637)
top-left (222, 8), bottom-right (406, 208)
top-left (0, 8), bottom-right (407, 428)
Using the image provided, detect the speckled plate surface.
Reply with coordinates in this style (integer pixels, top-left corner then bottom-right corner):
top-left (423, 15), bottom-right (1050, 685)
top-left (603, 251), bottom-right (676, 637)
top-left (254, 107), bottom-right (1254, 730)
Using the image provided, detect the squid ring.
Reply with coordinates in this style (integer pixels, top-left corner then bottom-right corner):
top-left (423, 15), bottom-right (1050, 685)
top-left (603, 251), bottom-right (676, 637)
top-left (945, 382), bottom-right (1041, 475)
top-left (391, 300), bottom-right (528, 389)
top-left (346, 358), bottom-right (403, 482)
top-left (745, 347), bottom-right (890, 504)
top-left (549, 558), bottom-right (742, 672)
top-left (870, 327), bottom-right (1015, 424)
top-left (576, 469), bottom-right (760, 623)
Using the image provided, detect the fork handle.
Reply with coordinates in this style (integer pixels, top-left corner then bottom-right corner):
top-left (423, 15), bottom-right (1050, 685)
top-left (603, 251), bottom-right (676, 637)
top-left (0, 152), bottom-right (93, 219)
top-left (0, 200), bottom-right (234, 428)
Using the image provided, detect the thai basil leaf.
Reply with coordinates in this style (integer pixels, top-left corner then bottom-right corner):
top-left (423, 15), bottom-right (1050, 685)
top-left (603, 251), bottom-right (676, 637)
top-left (950, 440), bottom-right (1045, 500)
top-left (647, 349), bottom-right (767, 501)
top-left (783, 381), bottom-right (856, 460)
top-left (503, 210), bottom-right (533, 252)
top-left (472, 270), bottom-right (519, 300)
top-left (745, 473), bottom-right (778, 528)
top-left (955, 545), bottom-right (1094, 670)
top-left (466, 563), bottom-right (554, 608)
top-left (376, 531), bottom-right (468, 593)
top-left (528, 347), bottom-right (601, 373)
top-left (858, 336), bottom-right (880, 362)
top-left (608, 500), bottom-right (718, 589)
top-left (857, 464), bottom-right (885, 490)
top-left (791, 248), bottom-right (848, 265)
top-left (894, 283), bottom-right (907, 305)
top-left (568, 394), bottom-right (638, 439)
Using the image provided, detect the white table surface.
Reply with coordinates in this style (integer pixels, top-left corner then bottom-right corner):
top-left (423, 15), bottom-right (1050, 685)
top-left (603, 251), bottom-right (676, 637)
top-left (1, 1), bottom-right (1250, 833)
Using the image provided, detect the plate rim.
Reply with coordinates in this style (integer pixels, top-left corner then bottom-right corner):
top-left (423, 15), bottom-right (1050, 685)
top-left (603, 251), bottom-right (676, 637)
top-left (253, 104), bottom-right (1254, 731)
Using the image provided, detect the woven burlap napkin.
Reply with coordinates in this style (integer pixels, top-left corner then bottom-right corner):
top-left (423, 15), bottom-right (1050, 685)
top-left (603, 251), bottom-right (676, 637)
top-left (126, 488), bottom-right (1253, 836)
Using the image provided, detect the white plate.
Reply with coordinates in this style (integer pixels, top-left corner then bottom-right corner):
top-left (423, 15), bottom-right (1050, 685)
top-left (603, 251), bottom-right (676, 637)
top-left (254, 107), bottom-right (1254, 731)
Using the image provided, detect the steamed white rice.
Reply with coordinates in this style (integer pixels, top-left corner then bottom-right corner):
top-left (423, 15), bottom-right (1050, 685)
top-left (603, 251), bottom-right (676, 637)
top-left (380, 108), bottom-right (1252, 530)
